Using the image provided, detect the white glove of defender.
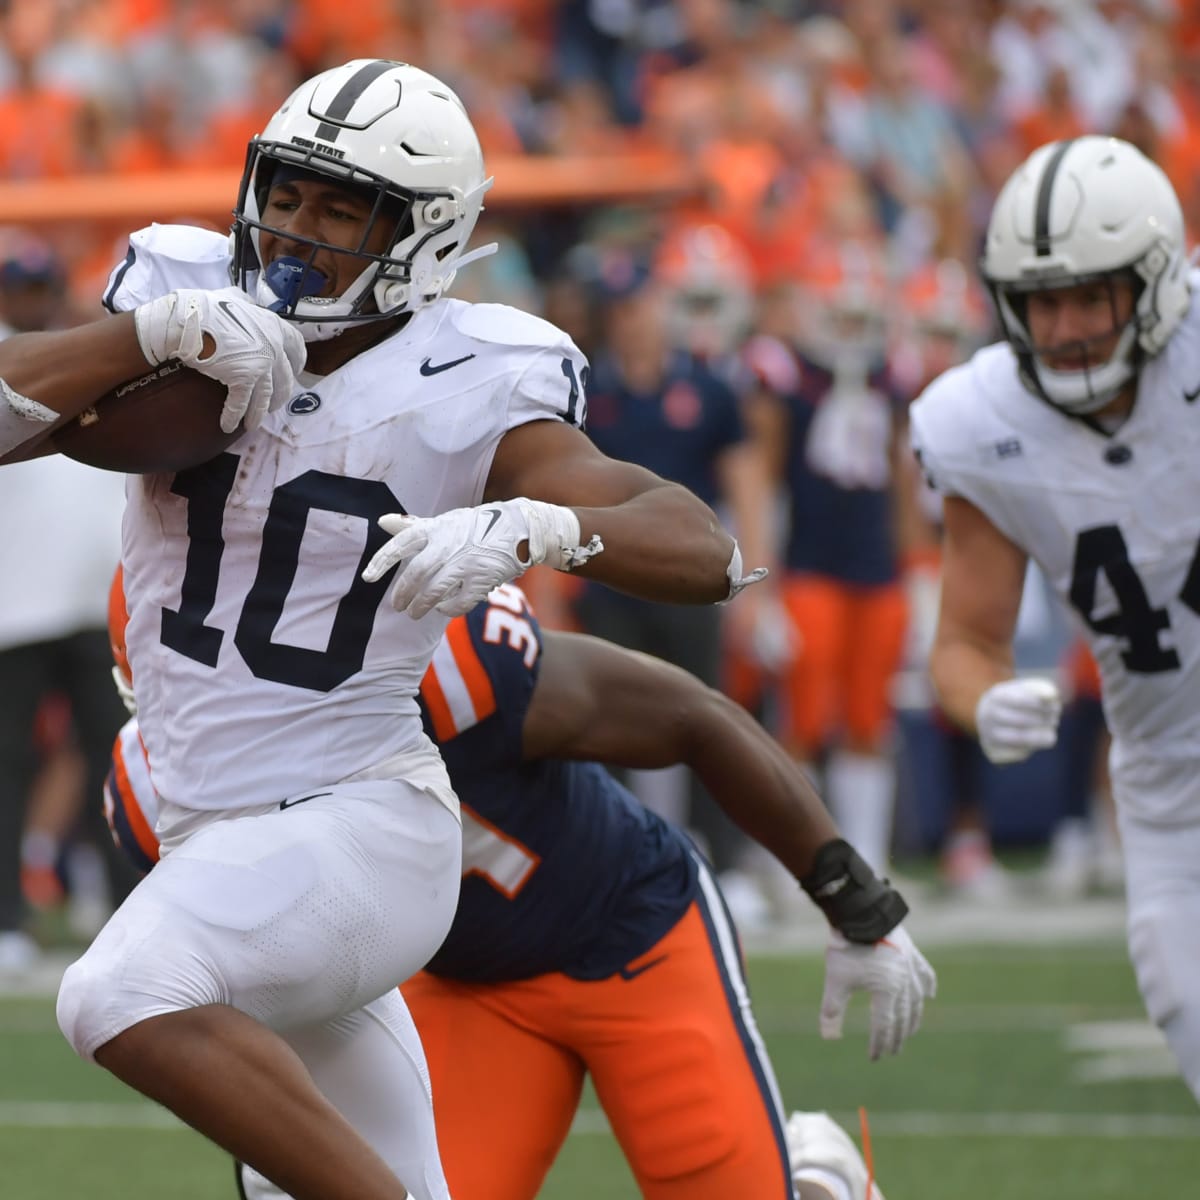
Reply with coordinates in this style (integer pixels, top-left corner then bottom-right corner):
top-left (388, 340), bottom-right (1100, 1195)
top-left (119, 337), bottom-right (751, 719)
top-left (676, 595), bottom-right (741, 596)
top-left (133, 286), bottom-right (307, 434)
top-left (362, 498), bottom-right (603, 620)
top-left (974, 677), bottom-right (1062, 764)
top-left (820, 925), bottom-right (937, 1061)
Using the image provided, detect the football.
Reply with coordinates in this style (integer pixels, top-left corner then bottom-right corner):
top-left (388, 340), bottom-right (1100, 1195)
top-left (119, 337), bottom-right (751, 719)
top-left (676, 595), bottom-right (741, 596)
top-left (51, 361), bottom-right (240, 474)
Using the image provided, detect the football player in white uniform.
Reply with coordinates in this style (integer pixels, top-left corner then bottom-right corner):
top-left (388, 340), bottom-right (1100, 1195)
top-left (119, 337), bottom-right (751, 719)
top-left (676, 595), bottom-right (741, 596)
top-left (910, 135), bottom-right (1200, 1102)
top-left (0, 61), bottom-right (764, 1200)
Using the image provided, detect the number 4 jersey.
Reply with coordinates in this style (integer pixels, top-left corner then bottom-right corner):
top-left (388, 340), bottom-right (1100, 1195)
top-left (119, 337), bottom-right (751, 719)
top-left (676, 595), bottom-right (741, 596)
top-left (909, 276), bottom-right (1200, 821)
top-left (103, 224), bottom-right (589, 811)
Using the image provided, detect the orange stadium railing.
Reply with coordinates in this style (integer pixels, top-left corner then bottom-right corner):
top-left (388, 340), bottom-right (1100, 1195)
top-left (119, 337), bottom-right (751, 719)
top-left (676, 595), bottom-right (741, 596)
top-left (0, 152), bottom-right (698, 225)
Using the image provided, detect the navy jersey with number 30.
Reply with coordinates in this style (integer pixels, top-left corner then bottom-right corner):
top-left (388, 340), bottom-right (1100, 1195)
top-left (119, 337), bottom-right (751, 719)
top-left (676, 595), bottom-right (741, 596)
top-left (419, 585), bottom-right (699, 982)
top-left (105, 582), bottom-right (701, 983)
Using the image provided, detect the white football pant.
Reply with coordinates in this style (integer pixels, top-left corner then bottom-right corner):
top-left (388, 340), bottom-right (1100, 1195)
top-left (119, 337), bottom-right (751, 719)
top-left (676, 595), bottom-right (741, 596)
top-left (57, 777), bottom-right (462, 1198)
top-left (1117, 802), bottom-right (1200, 1103)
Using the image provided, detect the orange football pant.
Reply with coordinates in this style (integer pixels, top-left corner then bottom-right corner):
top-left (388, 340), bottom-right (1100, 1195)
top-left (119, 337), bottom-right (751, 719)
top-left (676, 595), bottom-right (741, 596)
top-left (403, 891), bottom-right (791, 1200)
top-left (780, 574), bottom-right (907, 754)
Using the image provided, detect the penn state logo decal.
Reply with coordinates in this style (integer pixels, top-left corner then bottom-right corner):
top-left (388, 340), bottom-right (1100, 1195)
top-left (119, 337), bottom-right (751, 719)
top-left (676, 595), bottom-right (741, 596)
top-left (288, 392), bottom-right (322, 415)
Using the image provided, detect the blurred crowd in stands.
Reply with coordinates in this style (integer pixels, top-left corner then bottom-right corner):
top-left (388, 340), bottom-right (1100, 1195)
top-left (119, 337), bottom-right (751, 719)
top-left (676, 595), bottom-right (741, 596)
top-left (0, 0), bottom-right (1184, 962)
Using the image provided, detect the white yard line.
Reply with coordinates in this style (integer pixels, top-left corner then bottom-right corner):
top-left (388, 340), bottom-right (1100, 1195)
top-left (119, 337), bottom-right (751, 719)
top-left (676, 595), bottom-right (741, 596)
top-left (566, 1108), bottom-right (1200, 1139)
top-left (1, 1102), bottom-right (1192, 1140)
top-left (0, 1102), bottom-right (184, 1130)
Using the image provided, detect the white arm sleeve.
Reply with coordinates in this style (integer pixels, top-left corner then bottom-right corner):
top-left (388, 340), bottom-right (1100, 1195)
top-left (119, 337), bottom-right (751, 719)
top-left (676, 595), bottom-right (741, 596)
top-left (0, 377), bottom-right (58, 458)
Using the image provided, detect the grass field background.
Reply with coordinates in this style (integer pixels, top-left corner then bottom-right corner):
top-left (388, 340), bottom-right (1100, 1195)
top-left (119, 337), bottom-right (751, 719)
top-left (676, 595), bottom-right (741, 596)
top-left (2, 936), bottom-right (1196, 1199)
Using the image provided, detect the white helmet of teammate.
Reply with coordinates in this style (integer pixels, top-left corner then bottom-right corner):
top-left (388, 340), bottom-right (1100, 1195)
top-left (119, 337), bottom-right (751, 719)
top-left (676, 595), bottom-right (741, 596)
top-left (232, 59), bottom-right (496, 340)
top-left (982, 135), bottom-right (1191, 414)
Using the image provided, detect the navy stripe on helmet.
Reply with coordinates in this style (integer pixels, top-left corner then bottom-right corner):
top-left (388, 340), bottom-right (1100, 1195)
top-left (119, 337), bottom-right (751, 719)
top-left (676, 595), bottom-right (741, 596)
top-left (1034, 139), bottom-right (1076, 257)
top-left (313, 60), bottom-right (402, 142)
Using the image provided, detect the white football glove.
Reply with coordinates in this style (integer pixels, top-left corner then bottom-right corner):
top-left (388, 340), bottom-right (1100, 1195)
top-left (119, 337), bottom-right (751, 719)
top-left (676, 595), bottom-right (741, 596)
top-left (133, 286), bottom-right (307, 434)
top-left (361, 498), bottom-right (603, 620)
top-left (974, 677), bottom-right (1062, 764)
top-left (820, 925), bottom-right (937, 1061)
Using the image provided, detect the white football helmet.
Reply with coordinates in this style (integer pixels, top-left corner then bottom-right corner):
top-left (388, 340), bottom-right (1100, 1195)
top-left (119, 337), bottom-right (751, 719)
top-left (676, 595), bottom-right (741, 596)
top-left (231, 59), bottom-right (496, 341)
top-left (982, 135), bottom-right (1190, 414)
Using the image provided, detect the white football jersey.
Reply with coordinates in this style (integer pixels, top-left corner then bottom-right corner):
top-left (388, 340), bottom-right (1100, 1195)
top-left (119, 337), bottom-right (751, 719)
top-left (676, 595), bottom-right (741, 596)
top-left (105, 224), bottom-right (588, 810)
top-left (911, 276), bottom-right (1200, 821)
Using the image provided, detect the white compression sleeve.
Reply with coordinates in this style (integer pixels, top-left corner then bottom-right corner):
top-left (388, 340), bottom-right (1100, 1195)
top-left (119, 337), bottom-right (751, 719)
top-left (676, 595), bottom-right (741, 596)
top-left (0, 377), bottom-right (58, 457)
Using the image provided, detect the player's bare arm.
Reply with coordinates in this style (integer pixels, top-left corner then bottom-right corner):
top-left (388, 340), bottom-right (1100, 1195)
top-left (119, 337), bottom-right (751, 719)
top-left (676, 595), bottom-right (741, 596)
top-left (0, 313), bottom-right (151, 461)
top-left (0, 290), bottom-right (305, 464)
top-left (526, 626), bottom-right (936, 1058)
top-left (929, 494), bottom-right (1027, 728)
top-left (485, 418), bottom-right (742, 603)
top-left (932, 494), bottom-right (1063, 765)
top-left (524, 629), bottom-right (836, 878)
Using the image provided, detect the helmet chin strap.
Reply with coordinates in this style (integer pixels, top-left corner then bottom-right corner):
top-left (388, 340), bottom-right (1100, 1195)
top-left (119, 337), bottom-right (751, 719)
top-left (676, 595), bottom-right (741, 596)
top-left (450, 242), bottom-right (499, 273)
top-left (1032, 322), bottom-right (1139, 414)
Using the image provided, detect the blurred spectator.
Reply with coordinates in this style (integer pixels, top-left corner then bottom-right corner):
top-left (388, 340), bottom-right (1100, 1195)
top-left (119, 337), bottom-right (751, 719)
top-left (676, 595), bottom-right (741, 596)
top-left (738, 241), bottom-right (907, 875)
top-left (988, 0), bottom-right (1061, 124)
top-left (0, 233), bottom-right (134, 970)
top-left (857, 34), bottom-right (976, 263)
top-left (573, 248), bottom-right (776, 880)
top-left (1013, 63), bottom-right (1084, 159)
top-left (0, 28), bottom-right (84, 179)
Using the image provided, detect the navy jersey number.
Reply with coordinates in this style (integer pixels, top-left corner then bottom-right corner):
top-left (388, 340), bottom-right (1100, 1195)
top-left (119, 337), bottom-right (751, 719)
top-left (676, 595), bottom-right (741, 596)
top-left (161, 453), bottom-right (404, 691)
top-left (559, 356), bottom-right (588, 427)
top-left (1069, 524), bottom-right (1200, 673)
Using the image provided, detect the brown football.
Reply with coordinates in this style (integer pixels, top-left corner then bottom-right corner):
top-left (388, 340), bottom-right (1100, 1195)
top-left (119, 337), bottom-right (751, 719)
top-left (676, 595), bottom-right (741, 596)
top-left (51, 361), bottom-right (240, 474)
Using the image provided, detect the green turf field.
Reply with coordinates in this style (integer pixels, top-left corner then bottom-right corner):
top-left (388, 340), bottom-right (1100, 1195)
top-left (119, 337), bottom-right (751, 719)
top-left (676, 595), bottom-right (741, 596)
top-left (1, 941), bottom-right (1196, 1198)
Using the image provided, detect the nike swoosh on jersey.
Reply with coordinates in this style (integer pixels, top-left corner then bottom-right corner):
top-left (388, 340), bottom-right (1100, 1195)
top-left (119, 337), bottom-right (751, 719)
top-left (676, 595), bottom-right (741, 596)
top-left (617, 953), bottom-right (668, 981)
top-left (1185, 381), bottom-right (1200, 403)
top-left (279, 791), bottom-right (332, 810)
top-left (419, 354), bottom-right (476, 376)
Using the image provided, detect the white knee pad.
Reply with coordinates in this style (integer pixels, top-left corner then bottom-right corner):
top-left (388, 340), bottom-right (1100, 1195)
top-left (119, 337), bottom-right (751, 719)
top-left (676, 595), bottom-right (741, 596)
top-left (57, 893), bottom-right (225, 1060)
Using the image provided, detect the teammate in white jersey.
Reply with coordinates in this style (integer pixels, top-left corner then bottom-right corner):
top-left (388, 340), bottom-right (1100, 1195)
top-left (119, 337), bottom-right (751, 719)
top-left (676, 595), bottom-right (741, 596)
top-left (1, 61), bottom-right (763, 1200)
top-left (909, 135), bottom-right (1200, 1101)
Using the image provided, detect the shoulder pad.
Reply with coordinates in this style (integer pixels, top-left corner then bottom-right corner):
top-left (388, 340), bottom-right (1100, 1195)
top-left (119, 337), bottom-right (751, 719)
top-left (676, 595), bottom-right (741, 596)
top-left (910, 343), bottom-right (1023, 498)
top-left (910, 343), bottom-right (1015, 458)
top-left (102, 224), bottom-right (232, 313)
top-left (128, 223), bottom-right (232, 267)
top-left (446, 300), bottom-right (578, 353)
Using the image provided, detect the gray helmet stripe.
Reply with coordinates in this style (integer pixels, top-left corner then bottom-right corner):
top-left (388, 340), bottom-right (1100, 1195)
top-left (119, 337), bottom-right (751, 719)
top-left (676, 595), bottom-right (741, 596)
top-left (1034, 139), bottom-right (1076, 256)
top-left (313, 60), bottom-right (401, 141)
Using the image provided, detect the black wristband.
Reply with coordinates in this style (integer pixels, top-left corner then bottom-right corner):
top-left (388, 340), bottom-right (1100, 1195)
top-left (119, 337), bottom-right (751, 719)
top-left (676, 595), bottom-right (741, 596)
top-left (799, 839), bottom-right (909, 944)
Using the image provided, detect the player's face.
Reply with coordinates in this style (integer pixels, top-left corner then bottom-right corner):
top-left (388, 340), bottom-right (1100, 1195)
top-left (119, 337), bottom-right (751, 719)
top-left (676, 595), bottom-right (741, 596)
top-left (1024, 277), bottom-right (1135, 371)
top-left (258, 178), bottom-right (396, 299)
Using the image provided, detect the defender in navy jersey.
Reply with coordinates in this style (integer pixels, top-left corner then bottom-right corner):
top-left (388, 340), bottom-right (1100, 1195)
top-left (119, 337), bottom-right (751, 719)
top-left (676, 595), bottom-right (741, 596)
top-left (108, 579), bottom-right (931, 1200)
